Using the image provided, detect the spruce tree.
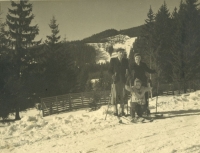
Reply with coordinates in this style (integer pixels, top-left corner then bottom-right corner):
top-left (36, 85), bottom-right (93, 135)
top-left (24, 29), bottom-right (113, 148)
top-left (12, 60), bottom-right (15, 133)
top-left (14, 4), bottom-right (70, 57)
top-left (45, 16), bottom-right (60, 46)
top-left (0, 12), bottom-right (11, 119)
top-left (0, 22), bottom-right (8, 49)
top-left (170, 2), bottom-right (185, 83)
top-left (5, 0), bottom-right (40, 120)
top-left (78, 66), bottom-right (89, 92)
top-left (153, 1), bottom-right (173, 82)
top-left (143, 6), bottom-right (155, 78)
top-left (43, 16), bottom-right (77, 96)
top-left (170, 0), bottom-right (200, 92)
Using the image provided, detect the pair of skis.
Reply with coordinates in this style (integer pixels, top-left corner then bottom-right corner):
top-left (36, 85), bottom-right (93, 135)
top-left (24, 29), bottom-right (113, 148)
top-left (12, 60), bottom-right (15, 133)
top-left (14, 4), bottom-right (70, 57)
top-left (119, 116), bottom-right (154, 124)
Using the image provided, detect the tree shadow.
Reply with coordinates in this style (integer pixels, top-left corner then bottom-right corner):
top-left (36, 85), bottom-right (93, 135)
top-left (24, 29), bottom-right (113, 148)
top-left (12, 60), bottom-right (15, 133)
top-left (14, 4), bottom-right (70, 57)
top-left (0, 119), bottom-right (16, 125)
top-left (184, 145), bottom-right (200, 152)
top-left (152, 109), bottom-right (200, 120)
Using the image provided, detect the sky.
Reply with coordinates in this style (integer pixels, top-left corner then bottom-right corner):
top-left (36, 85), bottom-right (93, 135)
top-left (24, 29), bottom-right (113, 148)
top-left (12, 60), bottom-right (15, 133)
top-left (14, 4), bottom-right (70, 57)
top-left (0, 0), bottom-right (183, 41)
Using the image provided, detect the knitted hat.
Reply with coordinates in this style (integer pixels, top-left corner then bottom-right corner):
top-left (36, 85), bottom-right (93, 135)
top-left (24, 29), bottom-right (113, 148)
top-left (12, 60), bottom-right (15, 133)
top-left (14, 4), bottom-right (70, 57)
top-left (134, 78), bottom-right (142, 86)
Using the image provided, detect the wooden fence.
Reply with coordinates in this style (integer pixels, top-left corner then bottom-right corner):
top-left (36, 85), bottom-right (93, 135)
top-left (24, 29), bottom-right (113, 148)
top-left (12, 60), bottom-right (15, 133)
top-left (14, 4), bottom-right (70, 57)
top-left (41, 80), bottom-right (200, 117)
top-left (41, 91), bottom-right (110, 117)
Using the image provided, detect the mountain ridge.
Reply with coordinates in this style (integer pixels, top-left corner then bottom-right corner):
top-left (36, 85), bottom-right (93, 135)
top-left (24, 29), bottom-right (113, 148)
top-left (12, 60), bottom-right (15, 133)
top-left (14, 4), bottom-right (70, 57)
top-left (81, 24), bottom-right (144, 43)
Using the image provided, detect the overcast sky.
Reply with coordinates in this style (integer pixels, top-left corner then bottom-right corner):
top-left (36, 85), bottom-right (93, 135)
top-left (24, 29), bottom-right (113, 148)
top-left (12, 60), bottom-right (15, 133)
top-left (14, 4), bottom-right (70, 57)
top-left (1, 0), bottom-right (184, 41)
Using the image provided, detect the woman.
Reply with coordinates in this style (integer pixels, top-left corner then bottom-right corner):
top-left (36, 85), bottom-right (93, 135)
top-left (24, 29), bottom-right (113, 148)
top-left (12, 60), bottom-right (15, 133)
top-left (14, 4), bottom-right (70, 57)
top-left (129, 53), bottom-right (156, 114)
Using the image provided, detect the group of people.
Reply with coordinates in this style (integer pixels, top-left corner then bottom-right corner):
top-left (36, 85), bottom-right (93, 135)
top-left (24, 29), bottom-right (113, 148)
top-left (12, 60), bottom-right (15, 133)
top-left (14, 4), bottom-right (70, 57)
top-left (108, 47), bottom-right (156, 122)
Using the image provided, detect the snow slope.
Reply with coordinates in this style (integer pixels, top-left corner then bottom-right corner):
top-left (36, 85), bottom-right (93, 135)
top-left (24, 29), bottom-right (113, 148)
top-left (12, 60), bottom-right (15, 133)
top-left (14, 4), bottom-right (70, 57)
top-left (1, 91), bottom-right (200, 153)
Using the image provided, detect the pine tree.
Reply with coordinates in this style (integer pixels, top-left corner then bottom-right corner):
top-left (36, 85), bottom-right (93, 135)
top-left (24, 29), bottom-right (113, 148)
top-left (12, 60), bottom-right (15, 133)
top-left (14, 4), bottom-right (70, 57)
top-left (170, 2), bottom-right (185, 84)
top-left (43, 16), bottom-right (61, 96)
top-left (45, 16), bottom-right (60, 46)
top-left (69, 43), bottom-right (96, 68)
top-left (143, 6), bottom-right (155, 78)
top-left (78, 66), bottom-right (89, 92)
top-left (5, 0), bottom-right (40, 120)
top-left (171, 7), bottom-right (178, 19)
top-left (43, 16), bottom-right (77, 96)
top-left (0, 12), bottom-right (12, 119)
top-left (170, 0), bottom-right (200, 92)
top-left (153, 1), bottom-right (173, 82)
top-left (0, 22), bottom-right (8, 49)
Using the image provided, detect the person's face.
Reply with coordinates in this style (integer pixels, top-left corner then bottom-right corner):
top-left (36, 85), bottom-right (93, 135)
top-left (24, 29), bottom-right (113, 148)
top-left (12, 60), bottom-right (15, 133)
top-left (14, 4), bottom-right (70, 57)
top-left (135, 56), bottom-right (141, 64)
top-left (135, 82), bottom-right (141, 89)
top-left (117, 50), bottom-right (124, 59)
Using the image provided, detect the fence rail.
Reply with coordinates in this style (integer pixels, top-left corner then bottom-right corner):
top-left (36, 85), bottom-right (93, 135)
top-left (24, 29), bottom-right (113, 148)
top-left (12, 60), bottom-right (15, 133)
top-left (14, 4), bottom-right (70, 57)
top-left (41, 91), bottom-right (110, 117)
top-left (152, 79), bottom-right (200, 96)
top-left (41, 80), bottom-right (200, 117)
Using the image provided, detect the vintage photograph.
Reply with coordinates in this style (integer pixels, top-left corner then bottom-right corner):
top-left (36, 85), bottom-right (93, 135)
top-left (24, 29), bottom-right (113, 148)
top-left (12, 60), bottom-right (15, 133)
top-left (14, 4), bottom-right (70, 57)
top-left (1, 0), bottom-right (200, 152)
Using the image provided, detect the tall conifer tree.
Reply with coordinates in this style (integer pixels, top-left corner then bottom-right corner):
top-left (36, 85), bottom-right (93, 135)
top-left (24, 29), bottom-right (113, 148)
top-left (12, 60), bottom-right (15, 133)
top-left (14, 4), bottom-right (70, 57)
top-left (170, 0), bottom-right (200, 92)
top-left (43, 16), bottom-right (77, 96)
top-left (143, 6), bottom-right (155, 77)
top-left (6, 0), bottom-right (40, 120)
top-left (154, 1), bottom-right (173, 82)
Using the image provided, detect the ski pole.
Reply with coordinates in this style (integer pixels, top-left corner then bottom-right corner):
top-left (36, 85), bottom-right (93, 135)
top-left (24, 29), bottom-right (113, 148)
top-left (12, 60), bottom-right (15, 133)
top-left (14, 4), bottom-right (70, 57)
top-left (126, 69), bottom-right (129, 115)
top-left (105, 95), bottom-right (111, 120)
top-left (105, 72), bottom-right (116, 120)
top-left (155, 76), bottom-right (160, 114)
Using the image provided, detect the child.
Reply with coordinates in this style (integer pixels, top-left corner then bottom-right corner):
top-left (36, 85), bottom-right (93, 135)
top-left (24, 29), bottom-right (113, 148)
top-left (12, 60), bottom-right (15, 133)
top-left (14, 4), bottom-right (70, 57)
top-left (125, 78), bottom-right (152, 122)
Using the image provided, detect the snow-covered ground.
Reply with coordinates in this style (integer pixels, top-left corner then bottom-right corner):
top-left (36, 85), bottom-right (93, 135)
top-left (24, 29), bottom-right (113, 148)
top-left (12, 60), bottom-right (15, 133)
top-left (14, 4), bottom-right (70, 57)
top-left (1, 91), bottom-right (200, 153)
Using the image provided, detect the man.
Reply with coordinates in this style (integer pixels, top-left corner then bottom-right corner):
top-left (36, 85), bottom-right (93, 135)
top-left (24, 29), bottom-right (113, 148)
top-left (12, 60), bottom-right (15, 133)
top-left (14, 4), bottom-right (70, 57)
top-left (129, 53), bottom-right (156, 114)
top-left (108, 48), bottom-right (129, 117)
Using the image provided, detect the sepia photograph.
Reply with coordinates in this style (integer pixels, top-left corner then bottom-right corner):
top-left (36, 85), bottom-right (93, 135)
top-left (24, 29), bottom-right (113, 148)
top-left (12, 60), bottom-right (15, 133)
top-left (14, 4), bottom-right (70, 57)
top-left (1, 0), bottom-right (200, 152)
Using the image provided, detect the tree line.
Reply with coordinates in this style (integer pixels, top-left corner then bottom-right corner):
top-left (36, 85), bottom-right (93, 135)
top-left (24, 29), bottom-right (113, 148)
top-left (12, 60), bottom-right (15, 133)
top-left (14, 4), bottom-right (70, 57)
top-left (132, 0), bottom-right (200, 92)
top-left (0, 0), bottom-right (110, 120)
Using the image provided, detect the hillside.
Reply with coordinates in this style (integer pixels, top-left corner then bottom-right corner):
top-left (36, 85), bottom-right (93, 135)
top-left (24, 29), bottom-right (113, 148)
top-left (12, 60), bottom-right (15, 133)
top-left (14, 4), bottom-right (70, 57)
top-left (81, 25), bottom-right (144, 43)
top-left (81, 29), bottom-right (119, 43)
top-left (119, 24), bottom-right (144, 37)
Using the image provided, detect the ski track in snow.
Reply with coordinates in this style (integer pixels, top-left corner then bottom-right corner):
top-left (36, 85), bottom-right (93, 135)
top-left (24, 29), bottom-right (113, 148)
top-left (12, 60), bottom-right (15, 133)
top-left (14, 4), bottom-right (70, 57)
top-left (1, 91), bottom-right (200, 153)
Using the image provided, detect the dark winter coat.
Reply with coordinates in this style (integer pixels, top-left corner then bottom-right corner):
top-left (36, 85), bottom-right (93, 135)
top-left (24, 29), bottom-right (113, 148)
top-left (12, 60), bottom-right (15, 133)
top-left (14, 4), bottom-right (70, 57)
top-left (108, 57), bottom-right (129, 84)
top-left (129, 62), bottom-right (156, 85)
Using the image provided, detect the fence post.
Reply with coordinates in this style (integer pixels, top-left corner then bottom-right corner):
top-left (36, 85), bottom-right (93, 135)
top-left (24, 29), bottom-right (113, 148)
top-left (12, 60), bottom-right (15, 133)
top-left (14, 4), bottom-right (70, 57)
top-left (50, 102), bottom-right (52, 115)
top-left (103, 90), bottom-right (106, 105)
top-left (56, 96), bottom-right (58, 113)
top-left (69, 94), bottom-right (72, 110)
top-left (99, 91), bottom-right (102, 106)
top-left (81, 93), bottom-right (84, 107)
top-left (41, 99), bottom-right (45, 117)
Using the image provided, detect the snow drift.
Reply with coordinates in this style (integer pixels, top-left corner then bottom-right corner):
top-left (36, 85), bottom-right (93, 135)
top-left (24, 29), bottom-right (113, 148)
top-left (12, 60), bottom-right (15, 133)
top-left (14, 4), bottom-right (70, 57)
top-left (1, 90), bottom-right (200, 153)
